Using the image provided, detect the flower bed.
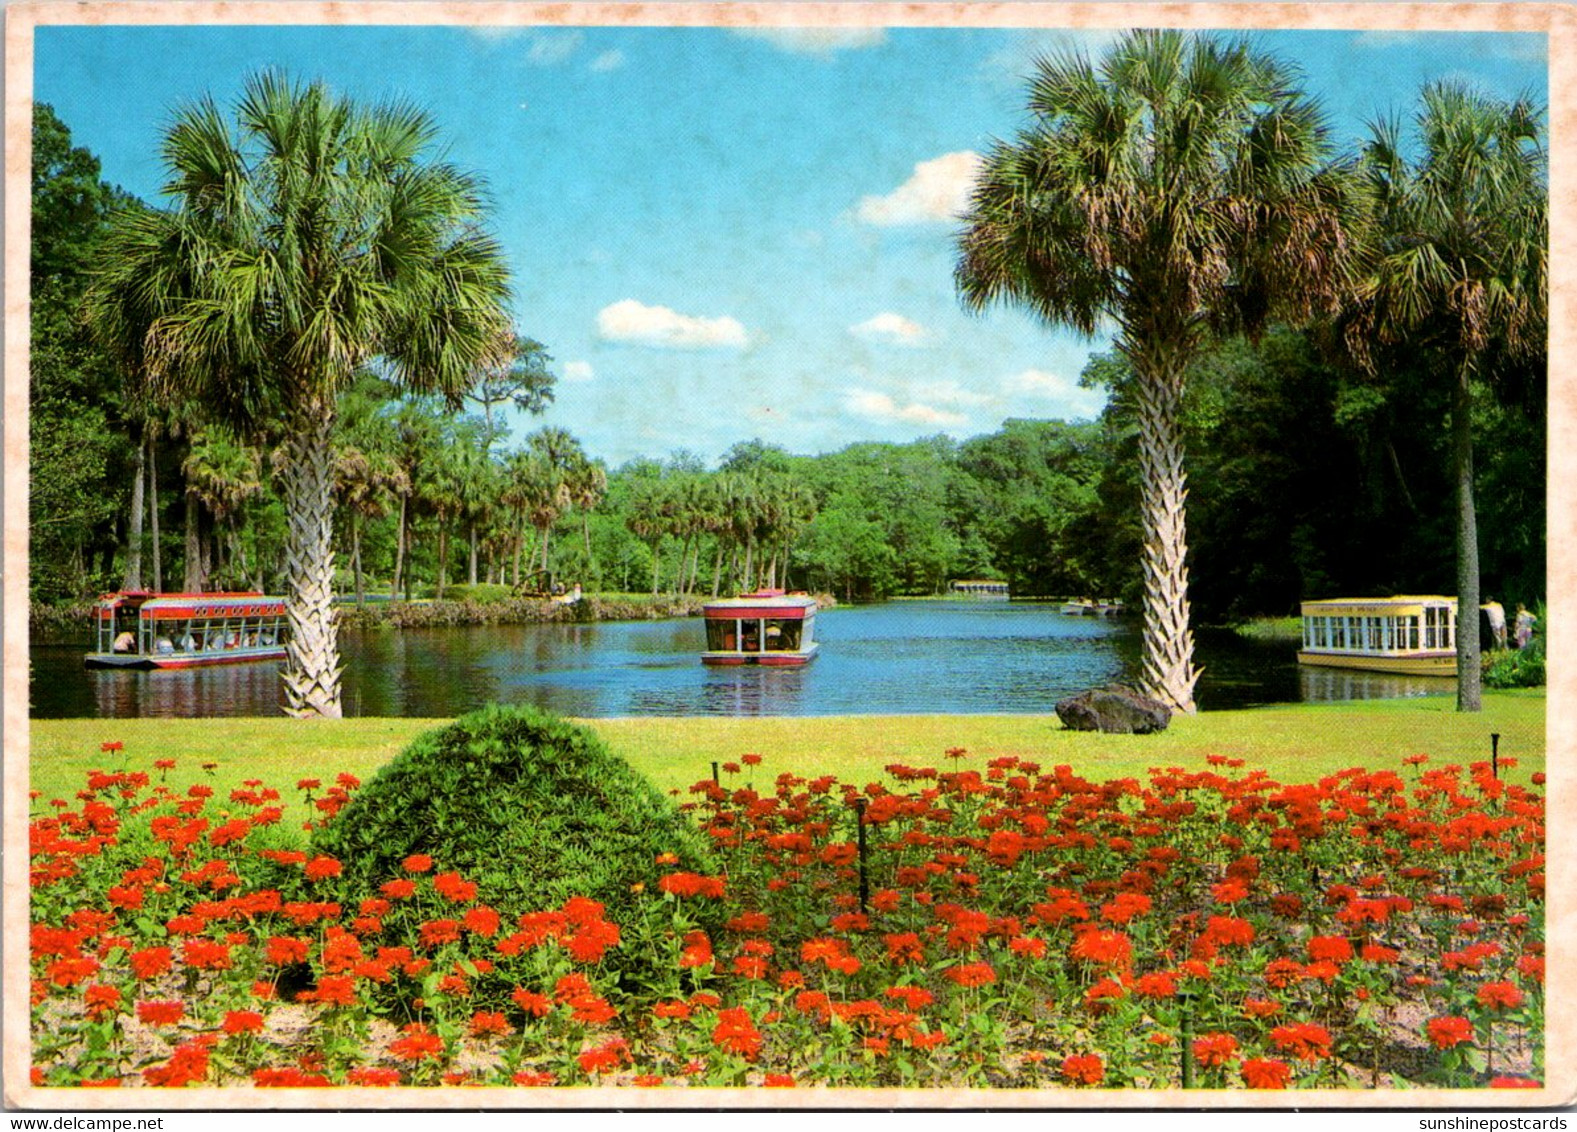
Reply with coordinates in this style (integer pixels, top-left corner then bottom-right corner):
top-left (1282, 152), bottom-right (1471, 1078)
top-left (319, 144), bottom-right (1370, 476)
top-left (28, 743), bottom-right (1544, 1090)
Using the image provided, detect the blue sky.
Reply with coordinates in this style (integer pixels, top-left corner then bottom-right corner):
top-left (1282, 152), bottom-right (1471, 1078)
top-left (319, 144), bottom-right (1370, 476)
top-left (33, 21), bottom-right (1546, 467)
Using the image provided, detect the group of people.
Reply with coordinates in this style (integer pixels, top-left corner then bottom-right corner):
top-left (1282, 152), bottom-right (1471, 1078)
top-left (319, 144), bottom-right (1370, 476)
top-left (1482, 599), bottom-right (1538, 651)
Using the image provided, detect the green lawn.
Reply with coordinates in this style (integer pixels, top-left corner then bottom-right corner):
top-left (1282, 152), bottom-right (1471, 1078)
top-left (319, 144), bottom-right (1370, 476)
top-left (29, 692), bottom-right (1544, 827)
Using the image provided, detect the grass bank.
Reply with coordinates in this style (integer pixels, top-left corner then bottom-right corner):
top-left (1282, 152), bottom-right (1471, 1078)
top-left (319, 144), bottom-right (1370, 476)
top-left (29, 691), bottom-right (1544, 821)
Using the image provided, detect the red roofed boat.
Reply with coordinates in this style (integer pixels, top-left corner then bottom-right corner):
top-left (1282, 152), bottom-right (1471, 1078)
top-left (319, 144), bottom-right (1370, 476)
top-left (84, 591), bottom-right (289, 669)
top-left (701, 589), bottom-right (819, 666)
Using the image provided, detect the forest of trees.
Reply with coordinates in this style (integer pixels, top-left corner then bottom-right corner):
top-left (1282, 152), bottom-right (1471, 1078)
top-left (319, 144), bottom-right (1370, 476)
top-left (30, 98), bottom-right (1545, 629)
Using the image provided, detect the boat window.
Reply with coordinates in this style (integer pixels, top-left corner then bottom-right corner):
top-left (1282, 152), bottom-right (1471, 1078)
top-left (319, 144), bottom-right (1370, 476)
top-left (765, 619), bottom-right (802, 651)
top-left (1408, 618), bottom-right (1420, 650)
top-left (740, 620), bottom-right (762, 652)
top-left (706, 619), bottom-right (736, 651)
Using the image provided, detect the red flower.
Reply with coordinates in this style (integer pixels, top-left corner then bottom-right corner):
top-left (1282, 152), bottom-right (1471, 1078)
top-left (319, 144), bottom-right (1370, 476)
top-left (1306, 935), bottom-right (1354, 964)
top-left (1061, 1054), bottom-right (1104, 1086)
top-left (1070, 928), bottom-right (1133, 971)
top-left (389, 1023), bottom-right (445, 1061)
top-left (181, 938), bottom-right (231, 971)
top-left (764, 1073), bottom-right (795, 1087)
top-left (347, 1068), bottom-right (402, 1086)
top-left (945, 961), bottom-right (996, 988)
top-left (1135, 972), bottom-right (1178, 999)
top-left (1427, 1016), bottom-right (1475, 1049)
top-left (433, 871), bottom-right (478, 903)
top-left (142, 1039), bottom-right (210, 1087)
top-left (136, 1000), bottom-right (184, 1026)
top-left (1477, 982), bottom-right (1524, 1011)
top-left (512, 1070), bottom-right (555, 1086)
top-left (470, 1010), bottom-right (513, 1037)
top-left (1241, 1058), bottom-right (1292, 1089)
top-left (463, 905), bottom-right (501, 938)
top-left (221, 1010), bottom-right (264, 1035)
top-left (578, 1037), bottom-right (630, 1074)
top-left (303, 855), bottom-right (342, 881)
top-left (1193, 1033), bottom-right (1238, 1068)
top-left (712, 1006), bottom-right (763, 1060)
top-left (83, 984), bottom-right (121, 1020)
top-left (1244, 998), bottom-right (1282, 1019)
top-left (512, 987), bottom-right (553, 1017)
top-left (419, 919), bottom-right (462, 948)
top-left (128, 946), bottom-right (173, 980)
top-left (380, 878), bottom-right (417, 900)
top-left (1270, 1022), bottom-right (1333, 1062)
top-left (403, 854), bottom-right (433, 873)
top-left (659, 871), bottom-right (727, 899)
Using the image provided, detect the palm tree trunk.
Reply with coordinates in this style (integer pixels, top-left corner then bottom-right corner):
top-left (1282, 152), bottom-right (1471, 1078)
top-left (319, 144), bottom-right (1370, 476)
top-left (123, 425), bottom-right (146, 590)
top-left (1132, 345), bottom-right (1199, 714)
top-left (279, 400), bottom-right (343, 718)
top-left (391, 494), bottom-right (408, 601)
top-left (351, 514), bottom-right (366, 606)
top-left (468, 523), bottom-right (479, 586)
top-left (711, 541), bottom-right (725, 597)
top-left (148, 428), bottom-right (162, 592)
top-left (436, 522), bottom-right (450, 600)
top-left (1453, 359), bottom-right (1483, 712)
top-left (183, 492), bottom-right (203, 592)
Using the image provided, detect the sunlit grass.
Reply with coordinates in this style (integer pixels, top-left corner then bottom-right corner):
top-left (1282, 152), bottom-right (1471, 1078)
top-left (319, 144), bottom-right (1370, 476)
top-left (29, 690), bottom-right (1544, 822)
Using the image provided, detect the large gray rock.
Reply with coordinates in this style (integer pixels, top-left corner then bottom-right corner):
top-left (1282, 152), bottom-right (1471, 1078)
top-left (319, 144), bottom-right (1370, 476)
top-left (1055, 685), bottom-right (1172, 734)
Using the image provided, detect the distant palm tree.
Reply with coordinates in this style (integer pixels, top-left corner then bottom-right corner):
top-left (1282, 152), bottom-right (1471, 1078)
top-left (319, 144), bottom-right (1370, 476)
top-left (334, 444), bottom-right (407, 606)
top-left (85, 73), bottom-right (511, 716)
top-left (182, 427), bottom-right (263, 590)
top-left (1351, 82), bottom-right (1546, 712)
top-left (957, 30), bottom-right (1362, 712)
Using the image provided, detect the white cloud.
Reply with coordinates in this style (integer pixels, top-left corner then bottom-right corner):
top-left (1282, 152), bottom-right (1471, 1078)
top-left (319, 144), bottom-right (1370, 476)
top-left (911, 380), bottom-right (994, 409)
top-left (849, 312), bottom-right (929, 346)
top-left (1003, 369), bottom-right (1107, 419)
top-left (563, 360), bottom-right (596, 383)
top-left (525, 30), bottom-right (583, 65)
top-left (845, 389), bottom-right (966, 427)
top-left (856, 151), bottom-right (982, 227)
top-left (589, 49), bottom-right (626, 73)
top-left (733, 27), bottom-right (887, 56)
top-left (597, 299), bottom-right (749, 350)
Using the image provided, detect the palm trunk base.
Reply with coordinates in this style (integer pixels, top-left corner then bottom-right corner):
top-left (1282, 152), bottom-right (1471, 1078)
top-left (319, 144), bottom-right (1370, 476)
top-left (280, 404), bottom-right (344, 719)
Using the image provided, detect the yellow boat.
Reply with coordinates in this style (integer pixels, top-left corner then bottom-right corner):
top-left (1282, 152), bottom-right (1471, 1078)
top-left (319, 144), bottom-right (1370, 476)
top-left (1296, 596), bottom-right (1457, 676)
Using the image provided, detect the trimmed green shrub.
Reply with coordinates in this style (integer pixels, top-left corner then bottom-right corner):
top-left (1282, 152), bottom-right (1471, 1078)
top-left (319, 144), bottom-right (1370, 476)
top-left (311, 704), bottom-right (720, 982)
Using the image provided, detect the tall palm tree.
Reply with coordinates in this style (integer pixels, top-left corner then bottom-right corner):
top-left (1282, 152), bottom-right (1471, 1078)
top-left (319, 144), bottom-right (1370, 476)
top-left (84, 73), bottom-right (511, 716)
top-left (956, 30), bottom-right (1361, 712)
top-left (1351, 82), bottom-right (1545, 712)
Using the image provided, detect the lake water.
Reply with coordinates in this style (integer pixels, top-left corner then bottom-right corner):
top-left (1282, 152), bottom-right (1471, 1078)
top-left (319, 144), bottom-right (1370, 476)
top-left (28, 599), bottom-right (1456, 719)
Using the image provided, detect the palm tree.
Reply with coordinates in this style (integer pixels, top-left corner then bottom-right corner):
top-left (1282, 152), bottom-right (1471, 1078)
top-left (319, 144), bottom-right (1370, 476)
top-left (956, 30), bottom-right (1361, 713)
top-left (84, 73), bottom-right (511, 716)
top-left (1350, 82), bottom-right (1545, 712)
top-left (334, 444), bottom-right (407, 606)
top-left (182, 426), bottom-right (263, 589)
top-left (565, 455), bottom-right (608, 578)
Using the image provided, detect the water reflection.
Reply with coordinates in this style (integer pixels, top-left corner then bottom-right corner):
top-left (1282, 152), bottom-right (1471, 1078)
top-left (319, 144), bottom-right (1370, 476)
top-left (1298, 666), bottom-right (1457, 702)
top-left (77, 655), bottom-right (287, 717)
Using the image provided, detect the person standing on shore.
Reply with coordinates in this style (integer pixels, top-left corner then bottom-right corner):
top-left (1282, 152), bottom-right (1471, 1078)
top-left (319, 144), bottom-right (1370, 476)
top-left (1514, 603), bottom-right (1537, 649)
top-left (1483, 598), bottom-right (1507, 650)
